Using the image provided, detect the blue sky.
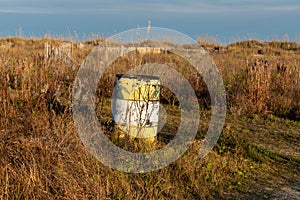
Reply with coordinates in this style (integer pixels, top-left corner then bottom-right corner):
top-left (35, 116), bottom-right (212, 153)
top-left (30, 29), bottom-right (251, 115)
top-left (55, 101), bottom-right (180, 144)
top-left (0, 0), bottom-right (299, 43)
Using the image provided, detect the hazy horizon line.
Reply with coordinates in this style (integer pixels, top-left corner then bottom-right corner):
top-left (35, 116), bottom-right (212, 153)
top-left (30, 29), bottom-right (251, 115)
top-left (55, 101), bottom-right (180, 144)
top-left (1, 31), bottom-right (299, 45)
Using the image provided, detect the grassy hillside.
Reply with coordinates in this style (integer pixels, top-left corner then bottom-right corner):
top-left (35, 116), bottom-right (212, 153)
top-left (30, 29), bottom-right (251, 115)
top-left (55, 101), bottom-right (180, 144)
top-left (0, 37), bottom-right (299, 199)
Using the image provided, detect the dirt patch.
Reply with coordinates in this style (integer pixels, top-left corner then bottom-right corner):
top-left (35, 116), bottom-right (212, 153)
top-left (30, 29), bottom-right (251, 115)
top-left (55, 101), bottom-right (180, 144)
top-left (271, 185), bottom-right (300, 200)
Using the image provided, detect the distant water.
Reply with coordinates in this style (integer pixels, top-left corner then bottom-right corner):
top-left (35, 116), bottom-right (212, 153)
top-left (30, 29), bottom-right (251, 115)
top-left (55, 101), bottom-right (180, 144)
top-left (1, 13), bottom-right (299, 45)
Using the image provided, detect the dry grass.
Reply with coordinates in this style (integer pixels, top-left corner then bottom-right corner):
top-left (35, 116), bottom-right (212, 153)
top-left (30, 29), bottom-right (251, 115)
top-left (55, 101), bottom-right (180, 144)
top-left (211, 40), bottom-right (300, 119)
top-left (0, 37), bottom-right (299, 199)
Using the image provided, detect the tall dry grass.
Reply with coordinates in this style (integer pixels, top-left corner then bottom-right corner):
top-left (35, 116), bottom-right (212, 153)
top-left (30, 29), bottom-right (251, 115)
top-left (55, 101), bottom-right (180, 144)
top-left (0, 37), bottom-right (299, 199)
top-left (211, 40), bottom-right (300, 120)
